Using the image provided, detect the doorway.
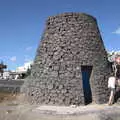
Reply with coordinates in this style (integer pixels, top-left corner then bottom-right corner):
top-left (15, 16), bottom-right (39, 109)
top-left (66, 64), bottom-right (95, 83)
top-left (81, 66), bottom-right (92, 105)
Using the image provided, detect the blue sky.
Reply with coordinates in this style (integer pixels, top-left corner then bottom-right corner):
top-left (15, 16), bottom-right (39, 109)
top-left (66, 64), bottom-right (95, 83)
top-left (0, 0), bottom-right (120, 70)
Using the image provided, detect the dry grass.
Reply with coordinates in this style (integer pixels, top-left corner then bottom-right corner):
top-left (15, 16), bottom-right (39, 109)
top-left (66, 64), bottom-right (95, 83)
top-left (0, 92), bottom-right (18, 103)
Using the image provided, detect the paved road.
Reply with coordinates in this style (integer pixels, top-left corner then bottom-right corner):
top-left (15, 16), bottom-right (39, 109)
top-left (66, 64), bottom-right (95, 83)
top-left (0, 80), bottom-right (24, 93)
top-left (0, 80), bottom-right (24, 86)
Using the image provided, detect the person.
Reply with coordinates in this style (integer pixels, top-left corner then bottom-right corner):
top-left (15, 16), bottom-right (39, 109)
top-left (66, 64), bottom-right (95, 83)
top-left (117, 78), bottom-right (120, 87)
top-left (108, 73), bottom-right (116, 105)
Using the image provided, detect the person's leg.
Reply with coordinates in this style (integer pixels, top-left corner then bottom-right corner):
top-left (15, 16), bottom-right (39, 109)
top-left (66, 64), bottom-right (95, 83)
top-left (108, 90), bottom-right (113, 105)
top-left (110, 90), bottom-right (114, 104)
top-left (108, 89), bottom-right (115, 105)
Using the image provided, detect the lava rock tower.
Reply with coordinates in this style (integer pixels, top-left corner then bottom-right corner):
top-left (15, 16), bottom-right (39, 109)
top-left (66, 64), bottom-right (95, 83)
top-left (22, 13), bottom-right (110, 105)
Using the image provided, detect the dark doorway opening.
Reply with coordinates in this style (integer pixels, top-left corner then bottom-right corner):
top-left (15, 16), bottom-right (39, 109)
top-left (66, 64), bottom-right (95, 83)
top-left (81, 66), bottom-right (92, 105)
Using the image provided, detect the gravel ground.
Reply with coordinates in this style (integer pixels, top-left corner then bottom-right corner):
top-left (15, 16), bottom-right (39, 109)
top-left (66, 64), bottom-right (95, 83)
top-left (0, 94), bottom-right (120, 120)
top-left (0, 101), bottom-right (120, 120)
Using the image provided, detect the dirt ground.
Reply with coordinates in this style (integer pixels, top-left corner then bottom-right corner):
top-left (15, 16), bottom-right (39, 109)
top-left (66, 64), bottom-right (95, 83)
top-left (0, 93), bottom-right (120, 120)
top-left (0, 92), bottom-right (17, 103)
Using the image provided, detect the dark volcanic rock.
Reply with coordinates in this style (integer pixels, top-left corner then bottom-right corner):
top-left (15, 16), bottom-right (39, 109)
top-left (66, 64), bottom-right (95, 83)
top-left (22, 12), bottom-right (111, 105)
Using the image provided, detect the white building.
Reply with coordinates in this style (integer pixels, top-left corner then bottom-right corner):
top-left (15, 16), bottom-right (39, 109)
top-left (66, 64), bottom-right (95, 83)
top-left (2, 71), bottom-right (10, 79)
top-left (14, 61), bottom-right (33, 79)
top-left (1, 61), bottom-right (33, 80)
top-left (16, 61), bottom-right (33, 73)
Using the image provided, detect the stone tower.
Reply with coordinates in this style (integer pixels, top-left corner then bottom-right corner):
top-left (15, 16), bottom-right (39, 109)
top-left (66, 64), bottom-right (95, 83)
top-left (22, 13), bottom-right (110, 105)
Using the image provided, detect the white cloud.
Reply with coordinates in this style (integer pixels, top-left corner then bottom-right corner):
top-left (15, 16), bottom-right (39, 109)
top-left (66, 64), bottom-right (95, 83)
top-left (24, 58), bottom-right (31, 62)
top-left (113, 27), bottom-right (120, 34)
top-left (25, 46), bottom-right (32, 51)
top-left (10, 56), bottom-right (16, 62)
top-left (0, 56), bottom-right (8, 59)
top-left (24, 55), bottom-right (32, 62)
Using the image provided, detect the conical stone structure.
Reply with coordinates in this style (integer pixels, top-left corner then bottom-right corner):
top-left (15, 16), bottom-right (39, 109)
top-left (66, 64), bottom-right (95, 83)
top-left (22, 13), bottom-right (110, 105)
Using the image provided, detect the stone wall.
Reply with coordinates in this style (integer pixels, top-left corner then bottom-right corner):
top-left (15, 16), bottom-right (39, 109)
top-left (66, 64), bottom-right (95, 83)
top-left (22, 13), bottom-right (110, 105)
